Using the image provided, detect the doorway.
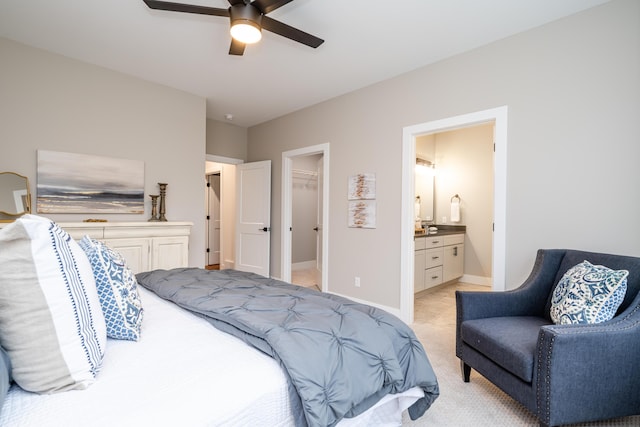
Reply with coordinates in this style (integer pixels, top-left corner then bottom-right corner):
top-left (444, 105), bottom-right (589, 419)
top-left (416, 124), bottom-right (495, 285)
top-left (290, 154), bottom-right (322, 290)
top-left (281, 143), bottom-right (330, 292)
top-left (206, 172), bottom-right (221, 268)
top-left (204, 154), bottom-right (243, 270)
top-left (400, 106), bottom-right (508, 324)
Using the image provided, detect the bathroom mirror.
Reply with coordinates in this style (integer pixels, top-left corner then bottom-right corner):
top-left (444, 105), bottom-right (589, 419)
top-left (0, 172), bottom-right (31, 221)
top-left (416, 135), bottom-right (436, 225)
top-left (415, 161), bottom-right (435, 222)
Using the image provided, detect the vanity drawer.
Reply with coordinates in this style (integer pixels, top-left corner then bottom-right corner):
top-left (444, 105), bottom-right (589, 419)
top-left (424, 266), bottom-right (443, 289)
top-left (444, 234), bottom-right (464, 245)
top-left (415, 237), bottom-right (426, 250)
top-left (425, 247), bottom-right (443, 269)
top-left (424, 236), bottom-right (444, 248)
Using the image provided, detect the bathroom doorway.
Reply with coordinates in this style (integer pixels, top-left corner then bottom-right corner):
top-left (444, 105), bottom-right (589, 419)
top-left (415, 124), bottom-right (495, 286)
top-left (400, 106), bottom-right (508, 323)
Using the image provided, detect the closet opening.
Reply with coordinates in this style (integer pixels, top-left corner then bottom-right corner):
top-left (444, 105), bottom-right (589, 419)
top-left (281, 143), bottom-right (330, 292)
top-left (205, 172), bottom-right (221, 269)
top-left (204, 154), bottom-right (243, 271)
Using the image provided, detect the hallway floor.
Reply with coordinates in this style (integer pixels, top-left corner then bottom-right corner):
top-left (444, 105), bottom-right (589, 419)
top-left (291, 268), bottom-right (320, 291)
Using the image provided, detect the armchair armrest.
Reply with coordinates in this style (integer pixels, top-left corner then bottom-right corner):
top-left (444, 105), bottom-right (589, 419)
top-left (456, 249), bottom-right (566, 322)
top-left (535, 295), bottom-right (640, 426)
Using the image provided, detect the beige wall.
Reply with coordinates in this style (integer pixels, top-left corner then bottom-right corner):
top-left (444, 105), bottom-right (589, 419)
top-left (206, 118), bottom-right (248, 161)
top-left (248, 0), bottom-right (640, 309)
top-left (0, 38), bottom-right (207, 268)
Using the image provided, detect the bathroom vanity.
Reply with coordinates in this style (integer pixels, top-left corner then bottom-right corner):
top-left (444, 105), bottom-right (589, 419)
top-left (414, 226), bottom-right (465, 293)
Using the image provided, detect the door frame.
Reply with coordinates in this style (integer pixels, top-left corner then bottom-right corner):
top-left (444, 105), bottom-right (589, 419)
top-left (400, 106), bottom-right (508, 323)
top-left (281, 143), bottom-right (330, 291)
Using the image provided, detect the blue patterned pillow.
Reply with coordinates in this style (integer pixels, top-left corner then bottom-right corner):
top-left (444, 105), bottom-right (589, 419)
top-left (80, 236), bottom-right (143, 341)
top-left (550, 260), bottom-right (629, 325)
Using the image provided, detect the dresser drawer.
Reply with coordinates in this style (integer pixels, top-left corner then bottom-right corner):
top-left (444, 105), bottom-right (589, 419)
top-left (425, 247), bottom-right (443, 269)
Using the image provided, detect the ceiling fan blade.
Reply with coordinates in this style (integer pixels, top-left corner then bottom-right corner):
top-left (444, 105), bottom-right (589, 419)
top-left (227, 0), bottom-right (249, 5)
top-left (143, 0), bottom-right (229, 17)
top-left (251, 0), bottom-right (294, 14)
top-left (262, 15), bottom-right (324, 49)
top-left (229, 39), bottom-right (246, 56)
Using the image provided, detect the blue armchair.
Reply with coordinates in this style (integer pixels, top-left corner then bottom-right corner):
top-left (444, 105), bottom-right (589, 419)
top-left (456, 249), bottom-right (640, 427)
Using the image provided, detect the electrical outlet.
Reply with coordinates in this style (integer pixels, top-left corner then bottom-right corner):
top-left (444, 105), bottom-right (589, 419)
top-left (354, 276), bottom-right (361, 287)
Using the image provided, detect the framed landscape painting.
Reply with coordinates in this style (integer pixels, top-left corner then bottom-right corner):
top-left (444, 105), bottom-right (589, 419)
top-left (37, 150), bottom-right (144, 214)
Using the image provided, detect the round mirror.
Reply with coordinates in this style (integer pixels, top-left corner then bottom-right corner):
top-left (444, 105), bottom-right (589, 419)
top-left (0, 172), bottom-right (31, 220)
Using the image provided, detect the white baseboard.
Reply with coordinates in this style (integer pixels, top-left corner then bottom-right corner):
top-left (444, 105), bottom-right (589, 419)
top-left (328, 291), bottom-right (401, 319)
top-left (292, 260), bottom-right (316, 271)
top-left (460, 274), bottom-right (492, 287)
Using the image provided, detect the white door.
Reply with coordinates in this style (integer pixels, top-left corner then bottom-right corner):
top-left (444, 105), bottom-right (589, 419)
top-left (315, 156), bottom-right (323, 286)
top-left (235, 160), bottom-right (271, 276)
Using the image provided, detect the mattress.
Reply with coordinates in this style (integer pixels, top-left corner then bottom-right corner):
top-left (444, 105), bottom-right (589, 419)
top-left (0, 287), bottom-right (422, 426)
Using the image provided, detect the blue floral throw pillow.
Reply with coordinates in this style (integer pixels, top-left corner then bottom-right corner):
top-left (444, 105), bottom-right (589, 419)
top-left (550, 260), bottom-right (629, 325)
top-left (80, 236), bottom-right (144, 341)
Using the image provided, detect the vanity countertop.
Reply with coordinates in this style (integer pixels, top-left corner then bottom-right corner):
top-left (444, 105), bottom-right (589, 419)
top-left (415, 224), bottom-right (466, 238)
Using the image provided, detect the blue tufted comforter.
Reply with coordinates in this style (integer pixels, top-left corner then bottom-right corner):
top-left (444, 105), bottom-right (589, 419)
top-left (136, 268), bottom-right (439, 427)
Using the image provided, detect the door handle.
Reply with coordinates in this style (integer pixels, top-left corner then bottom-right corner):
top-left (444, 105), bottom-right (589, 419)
top-left (259, 227), bottom-right (270, 232)
top-left (313, 227), bottom-right (319, 231)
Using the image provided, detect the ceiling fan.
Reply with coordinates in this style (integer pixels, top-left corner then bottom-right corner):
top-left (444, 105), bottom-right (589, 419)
top-left (143, 0), bottom-right (324, 56)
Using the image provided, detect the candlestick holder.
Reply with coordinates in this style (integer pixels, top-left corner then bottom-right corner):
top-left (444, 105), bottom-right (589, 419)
top-left (158, 183), bottom-right (168, 222)
top-left (148, 194), bottom-right (160, 222)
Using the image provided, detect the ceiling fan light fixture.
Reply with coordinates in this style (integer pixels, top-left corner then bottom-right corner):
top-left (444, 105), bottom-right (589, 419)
top-left (229, 4), bottom-right (263, 44)
top-left (144, 0), bottom-right (324, 55)
top-left (230, 21), bottom-right (262, 44)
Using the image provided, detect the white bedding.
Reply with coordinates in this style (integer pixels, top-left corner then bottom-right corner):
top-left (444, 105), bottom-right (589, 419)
top-left (0, 287), bottom-right (422, 426)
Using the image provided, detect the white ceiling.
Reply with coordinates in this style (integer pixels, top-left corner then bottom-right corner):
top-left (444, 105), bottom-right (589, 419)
top-left (0, 0), bottom-right (609, 128)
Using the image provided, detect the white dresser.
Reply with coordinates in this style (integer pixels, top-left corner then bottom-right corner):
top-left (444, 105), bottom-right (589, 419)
top-left (0, 221), bottom-right (192, 274)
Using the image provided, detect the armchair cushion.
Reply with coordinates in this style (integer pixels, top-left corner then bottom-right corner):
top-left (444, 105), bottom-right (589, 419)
top-left (460, 316), bottom-right (551, 382)
top-left (550, 260), bottom-right (628, 325)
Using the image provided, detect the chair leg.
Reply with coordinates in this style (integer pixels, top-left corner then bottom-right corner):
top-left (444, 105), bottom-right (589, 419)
top-left (461, 361), bottom-right (471, 382)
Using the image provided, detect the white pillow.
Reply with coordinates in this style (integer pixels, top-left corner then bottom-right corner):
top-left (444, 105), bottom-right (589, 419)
top-left (0, 215), bottom-right (106, 393)
top-left (79, 236), bottom-right (143, 341)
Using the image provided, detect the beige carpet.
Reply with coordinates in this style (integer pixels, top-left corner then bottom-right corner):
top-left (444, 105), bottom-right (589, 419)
top-left (402, 282), bottom-right (640, 427)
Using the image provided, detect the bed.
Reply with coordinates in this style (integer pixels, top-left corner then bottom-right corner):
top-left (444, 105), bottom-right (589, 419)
top-left (0, 215), bottom-right (439, 426)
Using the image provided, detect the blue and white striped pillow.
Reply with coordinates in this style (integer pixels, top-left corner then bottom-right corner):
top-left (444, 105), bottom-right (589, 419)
top-left (0, 215), bottom-right (106, 393)
top-left (80, 236), bottom-right (143, 341)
